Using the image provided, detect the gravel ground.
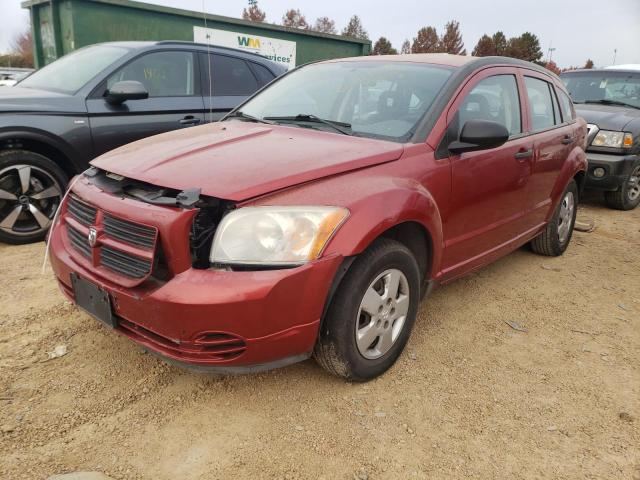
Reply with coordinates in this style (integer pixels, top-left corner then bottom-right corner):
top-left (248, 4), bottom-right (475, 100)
top-left (1, 194), bottom-right (639, 480)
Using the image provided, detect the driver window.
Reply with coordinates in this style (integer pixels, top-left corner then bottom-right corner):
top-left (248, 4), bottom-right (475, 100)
top-left (107, 51), bottom-right (195, 97)
top-left (458, 74), bottom-right (522, 137)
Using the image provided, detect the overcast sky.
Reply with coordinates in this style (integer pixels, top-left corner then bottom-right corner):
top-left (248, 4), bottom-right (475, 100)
top-left (2, 0), bottom-right (639, 68)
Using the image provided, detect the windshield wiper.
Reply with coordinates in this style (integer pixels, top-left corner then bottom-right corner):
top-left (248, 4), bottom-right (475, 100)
top-left (264, 114), bottom-right (353, 135)
top-left (584, 99), bottom-right (640, 110)
top-left (225, 111), bottom-right (275, 124)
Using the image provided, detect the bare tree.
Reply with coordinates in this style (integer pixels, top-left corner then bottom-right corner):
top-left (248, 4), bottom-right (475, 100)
top-left (342, 15), bottom-right (368, 40)
top-left (400, 39), bottom-right (411, 54)
top-left (313, 16), bottom-right (337, 34)
top-left (5, 28), bottom-right (34, 68)
top-left (282, 9), bottom-right (309, 29)
top-left (439, 20), bottom-right (466, 55)
top-left (411, 27), bottom-right (440, 54)
top-left (242, 5), bottom-right (266, 23)
top-left (372, 37), bottom-right (397, 55)
top-left (584, 59), bottom-right (594, 69)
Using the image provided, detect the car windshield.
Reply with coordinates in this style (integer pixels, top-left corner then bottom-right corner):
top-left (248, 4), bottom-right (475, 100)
top-left (19, 45), bottom-right (130, 94)
top-left (235, 61), bottom-right (454, 142)
top-left (561, 71), bottom-right (640, 109)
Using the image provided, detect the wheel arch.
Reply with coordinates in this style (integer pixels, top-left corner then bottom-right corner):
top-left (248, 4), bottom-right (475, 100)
top-left (0, 129), bottom-right (84, 179)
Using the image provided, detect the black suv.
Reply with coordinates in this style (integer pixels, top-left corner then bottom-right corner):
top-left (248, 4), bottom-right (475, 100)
top-left (561, 68), bottom-right (640, 210)
top-left (0, 41), bottom-right (285, 244)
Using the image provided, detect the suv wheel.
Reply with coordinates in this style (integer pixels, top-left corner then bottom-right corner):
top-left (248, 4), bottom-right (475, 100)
top-left (530, 180), bottom-right (578, 256)
top-left (314, 238), bottom-right (421, 381)
top-left (604, 165), bottom-right (640, 211)
top-left (0, 150), bottom-right (68, 245)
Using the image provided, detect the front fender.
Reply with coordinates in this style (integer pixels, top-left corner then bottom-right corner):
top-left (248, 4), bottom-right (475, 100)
top-left (246, 159), bottom-right (447, 280)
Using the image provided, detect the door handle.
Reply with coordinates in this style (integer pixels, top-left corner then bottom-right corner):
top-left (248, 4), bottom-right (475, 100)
top-left (514, 149), bottom-right (533, 160)
top-left (179, 116), bottom-right (201, 126)
top-left (561, 135), bottom-right (574, 145)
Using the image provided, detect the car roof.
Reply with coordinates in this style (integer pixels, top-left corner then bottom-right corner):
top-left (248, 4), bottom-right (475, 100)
top-left (562, 67), bottom-right (640, 74)
top-left (88, 41), bottom-right (286, 71)
top-left (321, 53), bottom-right (559, 78)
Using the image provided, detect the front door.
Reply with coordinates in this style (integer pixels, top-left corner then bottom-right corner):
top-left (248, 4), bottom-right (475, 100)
top-left (441, 68), bottom-right (533, 277)
top-left (86, 50), bottom-right (205, 158)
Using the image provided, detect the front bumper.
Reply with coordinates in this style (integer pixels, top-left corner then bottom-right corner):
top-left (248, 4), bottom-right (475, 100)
top-left (585, 152), bottom-right (639, 191)
top-left (49, 220), bottom-right (343, 371)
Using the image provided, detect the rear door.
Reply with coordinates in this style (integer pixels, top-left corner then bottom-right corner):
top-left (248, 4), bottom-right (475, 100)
top-left (442, 67), bottom-right (534, 273)
top-left (86, 49), bottom-right (205, 157)
top-left (199, 53), bottom-right (274, 123)
top-left (520, 71), bottom-right (575, 226)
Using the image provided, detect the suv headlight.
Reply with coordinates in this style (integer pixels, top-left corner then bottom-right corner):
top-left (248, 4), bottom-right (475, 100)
top-left (591, 130), bottom-right (633, 148)
top-left (210, 206), bottom-right (349, 266)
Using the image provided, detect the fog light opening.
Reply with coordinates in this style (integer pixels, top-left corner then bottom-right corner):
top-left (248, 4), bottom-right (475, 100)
top-left (593, 167), bottom-right (606, 178)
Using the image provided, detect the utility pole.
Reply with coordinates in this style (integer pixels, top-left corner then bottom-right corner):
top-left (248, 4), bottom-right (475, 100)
top-left (612, 49), bottom-right (617, 65)
top-left (548, 47), bottom-right (556, 64)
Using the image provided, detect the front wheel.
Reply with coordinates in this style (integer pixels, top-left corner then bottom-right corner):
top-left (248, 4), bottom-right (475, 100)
top-left (314, 238), bottom-right (421, 381)
top-left (0, 150), bottom-right (68, 245)
top-left (604, 165), bottom-right (640, 211)
top-left (530, 180), bottom-right (578, 257)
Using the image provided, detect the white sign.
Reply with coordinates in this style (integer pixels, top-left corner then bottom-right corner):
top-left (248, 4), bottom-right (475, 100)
top-left (194, 26), bottom-right (296, 70)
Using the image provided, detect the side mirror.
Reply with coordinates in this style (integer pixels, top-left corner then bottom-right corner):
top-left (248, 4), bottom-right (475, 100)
top-left (105, 80), bottom-right (148, 105)
top-left (448, 119), bottom-right (509, 155)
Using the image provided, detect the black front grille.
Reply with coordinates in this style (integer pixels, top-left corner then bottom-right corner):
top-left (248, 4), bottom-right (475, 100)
top-left (103, 214), bottom-right (155, 249)
top-left (66, 225), bottom-right (91, 258)
top-left (100, 246), bottom-right (152, 279)
top-left (67, 195), bottom-right (97, 226)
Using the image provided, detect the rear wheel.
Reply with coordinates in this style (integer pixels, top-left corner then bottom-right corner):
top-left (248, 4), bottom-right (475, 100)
top-left (0, 150), bottom-right (68, 245)
top-left (530, 180), bottom-right (578, 256)
top-left (604, 165), bottom-right (640, 211)
top-left (314, 238), bottom-right (421, 381)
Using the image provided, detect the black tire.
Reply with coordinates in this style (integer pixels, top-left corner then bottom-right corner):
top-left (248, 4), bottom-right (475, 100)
top-left (530, 180), bottom-right (578, 257)
top-left (604, 165), bottom-right (640, 211)
top-left (0, 150), bottom-right (68, 245)
top-left (314, 238), bottom-right (421, 381)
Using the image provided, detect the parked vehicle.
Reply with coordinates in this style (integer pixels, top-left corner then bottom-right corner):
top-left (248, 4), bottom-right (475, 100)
top-left (48, 54), bottom-right (587, 380)
top-left (0, 41), bottom-right (285, 244)
top-left (561, 68), bottom-right (640, 210)
top-left (0, 69), bottom-right (33, 87)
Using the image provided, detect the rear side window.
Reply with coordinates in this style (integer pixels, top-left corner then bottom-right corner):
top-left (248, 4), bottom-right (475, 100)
top-left (557, 89), bottom-right (576, 121)
top-left (203, 54), bottom-right (258, 96)
top-left (458, 74), bottom-right (522, 137)
top-left (524, 76), bottom-right (561, 131)
top-left (107, 51), bottom-right (195, 97)
top-left (250, 62), bottom-right (276, 87)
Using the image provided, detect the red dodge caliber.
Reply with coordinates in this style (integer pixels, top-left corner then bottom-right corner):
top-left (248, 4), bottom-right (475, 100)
top-left (48, 54), bottom-right (587, 380)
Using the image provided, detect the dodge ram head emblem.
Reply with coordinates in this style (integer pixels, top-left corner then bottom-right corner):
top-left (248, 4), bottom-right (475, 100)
top-left (88, 227), bottom-right (98, 248)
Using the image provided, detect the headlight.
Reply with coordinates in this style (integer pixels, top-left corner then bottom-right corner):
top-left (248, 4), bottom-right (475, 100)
top-left (210, 206), bottom-right (349, 265)
top-left (591, 130), bottom-right (633, 148)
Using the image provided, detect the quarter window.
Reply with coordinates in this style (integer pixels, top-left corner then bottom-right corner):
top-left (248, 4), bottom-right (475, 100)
top-left (107, 51), bottom-right (195, 97)
top-left (250, 62), bottom-right (276, 87)
top-left (557, 89), bottom-right (576, 121)
top-left (524, 76), bottom-right (561, 131)
top-left (458, 75), bottom-right (522, 137)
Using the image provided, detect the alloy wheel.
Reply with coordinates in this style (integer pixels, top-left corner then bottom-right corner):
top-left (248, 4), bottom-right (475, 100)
top-left (626, 166), bottom-right (640, 202)
top-left (355, 268), bottom-right (411, 360)
top-left (0, 165), bottom-right (62, 237)
top-left (557, 190), bottom-right (575, 244)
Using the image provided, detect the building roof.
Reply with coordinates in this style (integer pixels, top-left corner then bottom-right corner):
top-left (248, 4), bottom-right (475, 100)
top-left (21, 0), bottom-right (371, 45)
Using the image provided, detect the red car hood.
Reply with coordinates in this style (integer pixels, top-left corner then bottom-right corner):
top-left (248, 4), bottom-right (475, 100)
top-left (91, 121), bottom-right (404, 201)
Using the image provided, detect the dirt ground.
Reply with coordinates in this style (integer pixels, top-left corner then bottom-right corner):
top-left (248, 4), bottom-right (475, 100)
top-left (1, 194), bottom-right (639, 480)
